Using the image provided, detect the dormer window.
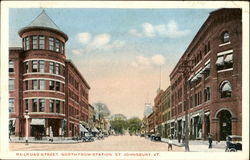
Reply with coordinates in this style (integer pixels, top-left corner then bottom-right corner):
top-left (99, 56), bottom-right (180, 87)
top-left (222, 31), bottom-right (230, 43)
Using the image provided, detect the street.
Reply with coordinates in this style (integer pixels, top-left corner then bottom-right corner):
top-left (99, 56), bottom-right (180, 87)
top-left (9, 135), bottom-right (183, 151)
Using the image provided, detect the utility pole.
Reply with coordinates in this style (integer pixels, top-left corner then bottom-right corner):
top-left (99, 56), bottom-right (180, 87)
top-left (178, 59), bottom-right (193, 152)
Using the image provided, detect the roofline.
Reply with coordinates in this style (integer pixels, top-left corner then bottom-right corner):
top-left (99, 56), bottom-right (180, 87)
top-left (66, 59), bottom-right (91, 89)
top-left (18, 26), bottom-right (68, 41)
top-left (169, 8), bottom-right (241, 79)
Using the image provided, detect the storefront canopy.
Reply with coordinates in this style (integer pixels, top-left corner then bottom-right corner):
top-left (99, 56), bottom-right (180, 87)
top-left (30, 119), bottom-right (45, 126)
top-left (91, 127), bottom-right (99, 133)
top-left (80, 124), bottom-right (88, 133)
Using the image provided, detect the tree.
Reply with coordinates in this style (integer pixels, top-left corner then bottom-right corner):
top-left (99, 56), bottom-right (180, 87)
top-left (110, 119), bottom-right (127, 135)
top-left (127, 117), bottom-right (142, 135)
top-left (93, 102), bottom-right (111, 119)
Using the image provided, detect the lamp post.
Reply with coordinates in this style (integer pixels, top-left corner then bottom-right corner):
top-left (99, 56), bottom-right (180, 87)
top-left (24, 110), bottom-right (30, 145)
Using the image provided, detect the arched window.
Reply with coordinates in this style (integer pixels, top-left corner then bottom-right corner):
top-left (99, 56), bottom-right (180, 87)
top-left (220, 81), bottom-right (232, 98)
top-left (222, 31), bottom-right (230, 43)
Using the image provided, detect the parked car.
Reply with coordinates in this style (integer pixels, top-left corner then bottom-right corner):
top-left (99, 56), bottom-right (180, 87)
top-left (82, 133), bottom-right (94, 142)
top-left (151, 134), bottom-right (161, 141)
top-left (225, 135), bottom-right (242, 152)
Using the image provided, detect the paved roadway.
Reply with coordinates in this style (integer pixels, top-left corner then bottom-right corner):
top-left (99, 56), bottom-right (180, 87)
top-left (10, 135), bottom-right (183, 151)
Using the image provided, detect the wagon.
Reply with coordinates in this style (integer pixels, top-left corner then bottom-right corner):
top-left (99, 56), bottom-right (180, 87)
top-left (225, 135), bottom-right (242, 152)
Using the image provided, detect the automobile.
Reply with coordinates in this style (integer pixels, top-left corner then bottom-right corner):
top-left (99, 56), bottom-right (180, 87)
top-left (82, 133), bottom-right (94, 142)
top-left (150, 133), bottom-right (161, 141)
top-left (225, 135), bottom-right (242, 152)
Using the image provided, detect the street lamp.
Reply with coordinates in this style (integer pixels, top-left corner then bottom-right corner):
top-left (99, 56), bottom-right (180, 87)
top-left (24, 110), bottom-right (30, 145)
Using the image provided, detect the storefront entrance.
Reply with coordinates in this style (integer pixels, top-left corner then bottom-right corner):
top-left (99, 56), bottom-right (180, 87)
top-left (48, 119), bottom-right (61, 137)
top-left (31, 125), bottom-right (44, 139)
top-left (218, 110), bottom-right (232, 140)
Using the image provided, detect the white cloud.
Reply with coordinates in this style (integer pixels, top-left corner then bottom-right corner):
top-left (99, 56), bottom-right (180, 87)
top-left (77, 32), bottom-right (91, 44)
top-left (142, 23), bottom-right (155, 37)
top-left (73, 33), bottom-right (125, 55)
top-left (129, 20), bottom-right (190, 38)
top-left (131, 54), bottom-right (166, 68)
top-left (137, 55), bottom-right (151, 65)
top-left (151, 54), bottom-right (165, 65)
top-left (128, 29), bottom-right (142, 37)
top-left (90, 33), bottom-right (111, 47)
top-left (72, 49), bottom-right (81, 55)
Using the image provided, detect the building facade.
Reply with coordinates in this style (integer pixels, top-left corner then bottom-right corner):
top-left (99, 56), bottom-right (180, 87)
top-left (153, 89), bottom-right (164, 135)
top-left (169, 8), bottom-right (242, 141)
top-left (9, 10), bottom-right (90, 139)
top-left (160, 86), bottom-right (171, 138)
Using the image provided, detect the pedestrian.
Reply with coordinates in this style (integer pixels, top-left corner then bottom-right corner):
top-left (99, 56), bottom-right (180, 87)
top-left (168, 137), bottom-right (173, 151)
top-left (208, 133), bottom-right (212, 148)
top-left (178, 132), bottom-right (181, 143)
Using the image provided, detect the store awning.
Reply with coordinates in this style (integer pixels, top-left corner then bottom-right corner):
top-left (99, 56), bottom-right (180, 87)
top-left (216, 56), bottom-right (224, 65)
top-left (91, 127), bottom-right (99, 133)
top-left (80, 124), bottom-right (88, 133)
top-left (224, 54), bottom-right (233, 62)
top-left (30, 119), bottom-right (45, 125)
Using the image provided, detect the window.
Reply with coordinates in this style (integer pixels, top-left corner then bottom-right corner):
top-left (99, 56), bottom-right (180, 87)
top-left (55, 81), bottom-right (60, 91)
top-left (220, 81), bottom-right (232, 98)
top-left (204, 87), bottom-right (211, 102)
top-left (32, 60), bottom-right (38, 72)
top-left (25, 80), bottom-right (28, 90)
top-left (32, 99), bottom-right (38, 112)
top-left (32, 80), bottom-right (38, 90)
top-left (9, 60), bottom-right (14, 72)
top-left (216, 54), bottom-right (233, 71)
top-left (32, 36), bottom-right (38, 49)
top-left (9, 98), bottom-right (14, 112)
top-left (24, 62), bottom-right (29, 73)
top-left (49, 81), bottom-right (55, 90)
top-left (55, 63), bottom-right (60, 74)
top-left (61, 43), bottom-right (65, 53)
top-left (56, 100), bottom-right (60, 113)
top-left (55, 39), bottom-right (60, 52)
top-left (25, 99), bottom-right (29, 111)
top-left (49, 37), bottom-right (54, 50)
top-left (39, 61), bottom-right (45, 72)
top-left (39, 80), bottom-right (45, 90)
top-left (39, 99), bottom-right (45, 112)
top-left (25, 37), bottom-right (30, 50)
top-left (39, 36), bottom-right (45, 49)
top-left (49, 62), bottom-right (54, 73)
top-left (9, 79), bottom-right (14, 91)
top-left (49, 100), bottom-right (54, 112)
top-left (222, 31), bottom-right (230, 43)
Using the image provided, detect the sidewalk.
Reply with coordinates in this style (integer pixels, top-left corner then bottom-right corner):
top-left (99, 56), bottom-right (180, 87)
top-left (9, 137), bottom-right (84, 144)
top-left (161, 138), bottom-right (226, 152)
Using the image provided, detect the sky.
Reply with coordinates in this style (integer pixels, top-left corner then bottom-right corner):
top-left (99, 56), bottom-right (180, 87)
top-left (9, 8), bottom-right (216, 119)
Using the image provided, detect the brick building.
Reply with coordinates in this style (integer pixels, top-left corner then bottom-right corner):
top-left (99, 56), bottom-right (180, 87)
top-left (9, 10), bottom-right (90, 139)
top-left (160, 86), bottom-right (171, 138)
top-left (169, 8), bottom-right (242, 141)
top-left (153, 89), bottom-right (164, 134)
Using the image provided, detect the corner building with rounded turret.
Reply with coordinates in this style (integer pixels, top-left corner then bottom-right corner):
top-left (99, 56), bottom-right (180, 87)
top-left (9, 11), bottom-right (90, 139)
